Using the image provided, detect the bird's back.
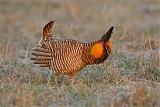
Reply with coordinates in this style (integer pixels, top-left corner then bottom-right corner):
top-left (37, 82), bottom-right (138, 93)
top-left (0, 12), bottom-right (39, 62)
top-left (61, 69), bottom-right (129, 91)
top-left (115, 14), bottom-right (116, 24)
top-left (41, 39), bottom-right (89, 75)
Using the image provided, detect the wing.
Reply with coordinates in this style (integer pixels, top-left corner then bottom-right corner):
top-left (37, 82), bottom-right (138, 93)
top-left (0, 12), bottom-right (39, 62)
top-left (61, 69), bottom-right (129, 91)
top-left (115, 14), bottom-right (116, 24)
top-left (31, 39), bottom-right (81, 68)
top-left (31, 47), bottom-right (52, 67)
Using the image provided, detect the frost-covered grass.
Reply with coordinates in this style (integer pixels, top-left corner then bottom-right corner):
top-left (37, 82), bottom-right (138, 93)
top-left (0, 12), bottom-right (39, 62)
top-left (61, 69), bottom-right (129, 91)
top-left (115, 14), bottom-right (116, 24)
top-left (0, 0), bottom-right (159, 107)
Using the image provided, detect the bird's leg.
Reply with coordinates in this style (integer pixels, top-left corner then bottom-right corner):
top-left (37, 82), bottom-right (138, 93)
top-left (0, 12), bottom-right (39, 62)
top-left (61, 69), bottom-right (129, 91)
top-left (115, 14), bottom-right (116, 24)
top-left (69, 73), bottom-right (82, 85)
top-left (47, 69), bottom-right (52, 85)
top-left (55, 73), bottom-right (59, 84)
top-left (69, 73), bottom-right (76, 85)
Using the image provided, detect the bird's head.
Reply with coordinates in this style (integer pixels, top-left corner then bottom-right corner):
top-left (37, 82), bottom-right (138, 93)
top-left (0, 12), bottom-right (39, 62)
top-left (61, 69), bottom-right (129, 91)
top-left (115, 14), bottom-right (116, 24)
top-left (90, 26), bottom-right (114, 58)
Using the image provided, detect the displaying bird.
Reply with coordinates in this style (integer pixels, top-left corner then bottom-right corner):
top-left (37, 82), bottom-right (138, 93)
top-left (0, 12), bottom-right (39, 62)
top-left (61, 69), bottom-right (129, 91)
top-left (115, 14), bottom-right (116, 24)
top-left (31, 21), bottom-right (114, 84)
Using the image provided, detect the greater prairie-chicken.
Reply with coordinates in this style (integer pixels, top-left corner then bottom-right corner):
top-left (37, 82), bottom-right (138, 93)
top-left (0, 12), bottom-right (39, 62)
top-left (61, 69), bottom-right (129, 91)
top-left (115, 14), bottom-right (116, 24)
top-left (31, 21), bottom-right (114, 84)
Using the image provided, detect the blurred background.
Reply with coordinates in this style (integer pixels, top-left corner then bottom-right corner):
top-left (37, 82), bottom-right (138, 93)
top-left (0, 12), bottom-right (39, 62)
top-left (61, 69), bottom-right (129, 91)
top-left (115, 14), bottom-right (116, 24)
top-left (0, 0), bottom-right (160, 107)
top-left (0, 0), bottom-right (159, 58)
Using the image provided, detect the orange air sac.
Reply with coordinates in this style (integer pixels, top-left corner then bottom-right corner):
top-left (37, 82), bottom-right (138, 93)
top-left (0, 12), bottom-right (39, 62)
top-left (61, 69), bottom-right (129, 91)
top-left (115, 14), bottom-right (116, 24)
top-left (90, 43), bottom-right (104, 58)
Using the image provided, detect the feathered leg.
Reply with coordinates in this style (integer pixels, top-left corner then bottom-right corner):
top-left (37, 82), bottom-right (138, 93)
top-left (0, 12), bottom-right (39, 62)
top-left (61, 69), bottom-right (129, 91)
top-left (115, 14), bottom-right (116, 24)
top-left (69, 73), bottom-right (82, 85)
top-left (55, 73), bottom-right (59, 84)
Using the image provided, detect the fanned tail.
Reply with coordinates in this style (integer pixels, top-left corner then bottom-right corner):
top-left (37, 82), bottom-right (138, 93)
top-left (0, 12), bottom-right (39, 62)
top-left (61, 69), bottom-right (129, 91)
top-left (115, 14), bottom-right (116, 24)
top-left (31, 21), bottom-right (55, 67)
top-left (42, 21), bottom-right (55, 41)
top-left (37, 21), bottom-right (56, 47)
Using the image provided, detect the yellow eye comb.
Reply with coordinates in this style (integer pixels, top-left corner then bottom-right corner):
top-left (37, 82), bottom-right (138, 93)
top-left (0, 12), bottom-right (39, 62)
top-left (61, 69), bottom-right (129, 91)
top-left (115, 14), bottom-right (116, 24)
top-left (106, 42), bottom-right (112, 49)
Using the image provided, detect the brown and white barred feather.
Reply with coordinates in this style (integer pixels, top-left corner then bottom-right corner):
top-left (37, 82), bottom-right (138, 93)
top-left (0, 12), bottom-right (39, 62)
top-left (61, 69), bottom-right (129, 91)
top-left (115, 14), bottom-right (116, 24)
top-left (32, 39), bottom-right (97, 75)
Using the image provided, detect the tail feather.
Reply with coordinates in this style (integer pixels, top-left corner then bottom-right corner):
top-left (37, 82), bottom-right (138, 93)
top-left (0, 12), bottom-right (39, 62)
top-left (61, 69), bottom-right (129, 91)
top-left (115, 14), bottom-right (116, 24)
top-left (42, 21), bottom-right (55, 41)
top-left (31, 21), bottom-right (55, 67)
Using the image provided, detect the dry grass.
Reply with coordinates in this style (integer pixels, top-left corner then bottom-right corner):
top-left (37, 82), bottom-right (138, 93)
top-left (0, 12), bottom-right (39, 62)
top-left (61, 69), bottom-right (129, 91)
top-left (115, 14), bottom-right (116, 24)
top-left (0, 0), bottom-right (160, 107)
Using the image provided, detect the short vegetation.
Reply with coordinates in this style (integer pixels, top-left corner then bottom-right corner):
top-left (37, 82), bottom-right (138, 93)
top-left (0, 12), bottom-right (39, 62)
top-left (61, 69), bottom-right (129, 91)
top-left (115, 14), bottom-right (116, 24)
top-left (0, 0), bottom-right (159, 107)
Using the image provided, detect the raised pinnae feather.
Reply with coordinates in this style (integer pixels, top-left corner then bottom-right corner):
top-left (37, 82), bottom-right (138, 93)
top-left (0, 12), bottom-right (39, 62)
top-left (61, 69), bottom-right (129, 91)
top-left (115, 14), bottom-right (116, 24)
top-left (101, 26), bottom-right (114, 42)
top-left (43, 21), bottom-right (55, 40)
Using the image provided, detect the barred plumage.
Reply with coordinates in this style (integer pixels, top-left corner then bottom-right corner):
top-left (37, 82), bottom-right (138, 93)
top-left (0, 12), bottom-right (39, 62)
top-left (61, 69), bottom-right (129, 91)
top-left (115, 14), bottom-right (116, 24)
top-left (31, 21), bottom-right (114, 84)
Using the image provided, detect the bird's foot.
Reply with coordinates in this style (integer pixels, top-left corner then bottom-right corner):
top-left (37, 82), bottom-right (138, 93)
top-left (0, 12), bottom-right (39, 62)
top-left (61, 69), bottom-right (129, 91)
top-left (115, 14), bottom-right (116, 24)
top-left (70, 79), bottom-right (83, 85)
